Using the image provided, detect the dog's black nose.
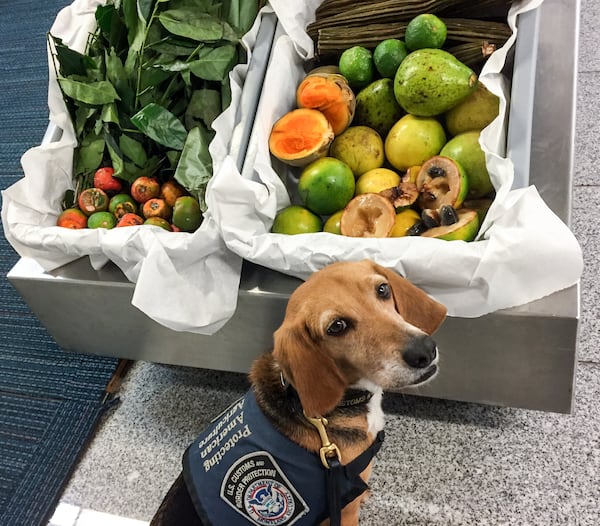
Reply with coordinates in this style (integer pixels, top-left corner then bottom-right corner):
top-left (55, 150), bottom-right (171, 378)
top-left (402, 335), bottom-right (437, 369)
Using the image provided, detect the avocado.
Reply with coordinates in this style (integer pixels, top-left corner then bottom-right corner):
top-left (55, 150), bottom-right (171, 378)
top-left (394, 49), bottom-right (478, 117)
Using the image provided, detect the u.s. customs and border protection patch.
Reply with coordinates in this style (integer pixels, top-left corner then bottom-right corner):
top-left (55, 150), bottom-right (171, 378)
top-left (221, 451), bottom-right (308, 525)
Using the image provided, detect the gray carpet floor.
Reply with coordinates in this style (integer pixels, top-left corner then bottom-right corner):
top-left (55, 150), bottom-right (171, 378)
top-left (35, 0), bottom-right (600, 524)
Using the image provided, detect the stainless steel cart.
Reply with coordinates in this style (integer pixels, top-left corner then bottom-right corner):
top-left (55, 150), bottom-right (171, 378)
top-left (8, 0), bottom-right (580, 413)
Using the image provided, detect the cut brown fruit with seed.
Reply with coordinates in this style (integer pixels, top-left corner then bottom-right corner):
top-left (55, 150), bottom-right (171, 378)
top-left (340, 193), bottom-right (396, 238)
top-left (416, 156), bottom-right (468, 210)
top-left (379, 182), bottom-right (418, 211)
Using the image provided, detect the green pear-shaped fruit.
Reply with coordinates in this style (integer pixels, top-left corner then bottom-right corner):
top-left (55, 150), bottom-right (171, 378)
top-left (440, 131), bottom-right (494, 199)
top-left (445, 82), bottom-right (500, 136)
top-left (394, 49), bottom-right (478, 117)
top-left (355, 78), bottom-right (404, 137)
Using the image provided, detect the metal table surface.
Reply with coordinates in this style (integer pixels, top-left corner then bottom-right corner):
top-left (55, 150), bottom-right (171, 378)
top-left (8, 0), bottom-right (580, 413)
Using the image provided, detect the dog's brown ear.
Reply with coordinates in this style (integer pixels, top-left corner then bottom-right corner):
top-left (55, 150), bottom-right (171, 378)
top-left (273, 321), bottom-right (347, 417)
top-left (378, 265), bottom-right (447, 335)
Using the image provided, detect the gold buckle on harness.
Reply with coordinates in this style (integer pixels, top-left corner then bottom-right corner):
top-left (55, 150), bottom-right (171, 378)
top-left (303, 412), bottom-right (342, 469)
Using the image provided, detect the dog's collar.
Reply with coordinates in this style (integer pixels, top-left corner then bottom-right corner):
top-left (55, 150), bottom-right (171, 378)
top-left (280, 372), bottom-right (374, 410)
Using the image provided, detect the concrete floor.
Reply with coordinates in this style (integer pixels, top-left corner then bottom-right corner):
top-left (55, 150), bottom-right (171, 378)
top-left (53, 0), bottom-right (600, 525)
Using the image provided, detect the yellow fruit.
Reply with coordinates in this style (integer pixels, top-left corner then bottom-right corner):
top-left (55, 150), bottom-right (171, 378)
top-left (390, 209), bottom-right (421, 237)
top-left (384, 114), bottom-right (446, 172)
top-left (355, 168), bottom-right (401, 195)
top-left (329, 126), bottom-right (385, 177)
top-left (323, 209), bottom-right (345, 234)
top-left (271, 205), bottom-right (323, 235)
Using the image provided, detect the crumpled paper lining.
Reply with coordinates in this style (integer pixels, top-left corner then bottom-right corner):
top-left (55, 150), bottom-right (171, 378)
top-left (1, 0), bottom-right (274, 334)
top-left (208, 0), bottom-right (583, 318)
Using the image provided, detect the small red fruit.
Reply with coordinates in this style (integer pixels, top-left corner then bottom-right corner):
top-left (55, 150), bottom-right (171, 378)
top-left (93, 167), bottom-right (122, 194)
top-left (78, 188), bottom-right (109, 216)
top-left (116, 213), bottom-right (144, 227)
top-left (131, 176), bottom-right (160, 203)
top-left (142, 198), bottom-right (172, 220)
top-left (57, 208), bottom-right (88, 229)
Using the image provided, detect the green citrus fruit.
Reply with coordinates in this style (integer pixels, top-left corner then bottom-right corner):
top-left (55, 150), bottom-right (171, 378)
top-left (87, 211), bottom-right (116, 229)
top-left (384, 114), bottom-right (446, 172)
top-left (355, 168), bottom-right (401, 195)
top-left (373, 39), bottom-right (408, 78)
top-left (172, 196), bottom-right (202, 232)
top-left (298, 157), bottom-right (355, 215)
top-left (338, 46), bottom-right (375, 89)
top-left (421, 208), bottom-right (480, 241)
top-left (271, 205), bottom-right (323, 235)
top-left (323, 209), bottom-right (345, 235)
top-left (405, 14), bottom-right (447, 51)
top-left (389, 209), bottom-right (421, 237)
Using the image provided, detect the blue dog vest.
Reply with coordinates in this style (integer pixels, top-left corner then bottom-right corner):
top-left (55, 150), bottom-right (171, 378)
top-left (183, 389), bottom-right (383, 525)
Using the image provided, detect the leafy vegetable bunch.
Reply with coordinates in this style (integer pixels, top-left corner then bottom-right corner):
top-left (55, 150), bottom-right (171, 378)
top-left (50, 0), bottom-right (260, 211)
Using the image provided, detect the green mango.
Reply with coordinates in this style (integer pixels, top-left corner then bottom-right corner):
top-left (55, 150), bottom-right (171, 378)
top-left (394, 49), bottom-right (478, 117)
top-left (355, 78), bottom-right (404, 137)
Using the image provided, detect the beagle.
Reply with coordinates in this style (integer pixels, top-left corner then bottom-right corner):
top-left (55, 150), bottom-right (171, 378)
top-left (151, 259), bottom-right (446, 526)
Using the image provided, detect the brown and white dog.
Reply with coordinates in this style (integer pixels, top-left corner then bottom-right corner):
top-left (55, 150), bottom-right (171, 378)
top-left (151, 259), bottom-right (446, 526)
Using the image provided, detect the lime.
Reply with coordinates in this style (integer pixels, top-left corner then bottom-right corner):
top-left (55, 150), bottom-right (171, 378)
top-left (338, 46), bottom-right (374, 89)
top-left (323, 209), bottom-right (345, 235)
top-left (355, 168), bottom-right (401, 195)
top-left (373, 39), bottom-right (408, 78)
top-left (87, 211), bottom-right (116, 229)
top-left (172, 196), bottom-right (202, 232)
top-left (272, 205), bottom-right (323, 235)
top-left (405, 14), bottom-right (447, 51)
top-left (384, 114), bottom-right (446, 172)
top-left (390, 209), bottom-right (421, 237)
top-left (298, 157), bottom-right (355, 215)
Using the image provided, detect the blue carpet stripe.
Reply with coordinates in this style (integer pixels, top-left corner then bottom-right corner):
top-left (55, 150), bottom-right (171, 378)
top-left (0, 1), bottom-right (119, 524)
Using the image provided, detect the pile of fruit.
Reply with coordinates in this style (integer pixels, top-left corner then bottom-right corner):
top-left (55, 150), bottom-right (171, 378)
top-left (52, 0), bottom-right (259, 232)
top-left (269, 13), bottom-right (500, 242)
top-left (57, 167), bottom-right (202, 232)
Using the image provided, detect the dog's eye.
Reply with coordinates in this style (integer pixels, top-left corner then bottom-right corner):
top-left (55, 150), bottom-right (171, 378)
top-left (327, 318), bottom-right (348, 336)
top-left (376, 282), bottom-right (392, 299)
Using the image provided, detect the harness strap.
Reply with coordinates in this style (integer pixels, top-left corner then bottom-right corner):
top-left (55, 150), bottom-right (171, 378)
top-left (325, 430), bottom-right (385, 526)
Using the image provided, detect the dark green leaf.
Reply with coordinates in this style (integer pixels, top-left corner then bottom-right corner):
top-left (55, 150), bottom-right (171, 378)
top-left (62, 189), bottom-right (76, 210)
top-left (174, 125), bottom-right (214, 211)
top-left (131, 102), bottom-right (188, 150)
top-left (222, 0), bottom-right (259, 33)
top-left (105, 50), bottom-right (136, 114)
top-left (101, 103), bottom-right (120, 125)
top-left (138, 0), bottom-right (154, 22)
top-left (185, 88), bottom-right (221, 129)
top-left (104, 130), bottom-right (127, 180)
top-left (59, 78), bottom-right (121, 105)
top-left (147, 36), bottom-right (201, 56)
top-left (96, 4), bottom-right (128, 52)
top-left (75, 132), bottom-right (105, 175)
top-left (158, 10), bottom-right (227, 42)
top-left (188, 45), bottom-right (237, 81)
top-left (50, 35), bottom-right (95, 77)
top-left (75, 106), bottom-right (96, 137)
top-left (221, 77), bottom-right (232, 111)
top-left (119, 134), bottom-right (148, 167)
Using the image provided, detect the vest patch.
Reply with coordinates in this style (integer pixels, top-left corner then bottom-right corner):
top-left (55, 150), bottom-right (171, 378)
top-left (220, 451), bottom-right (309, 525)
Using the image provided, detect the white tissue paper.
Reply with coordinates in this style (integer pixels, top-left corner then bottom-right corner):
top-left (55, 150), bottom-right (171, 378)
top-left (1, 0), bottom-right (273, 334)
top-left (208, 0), bottom-right (583, 317)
